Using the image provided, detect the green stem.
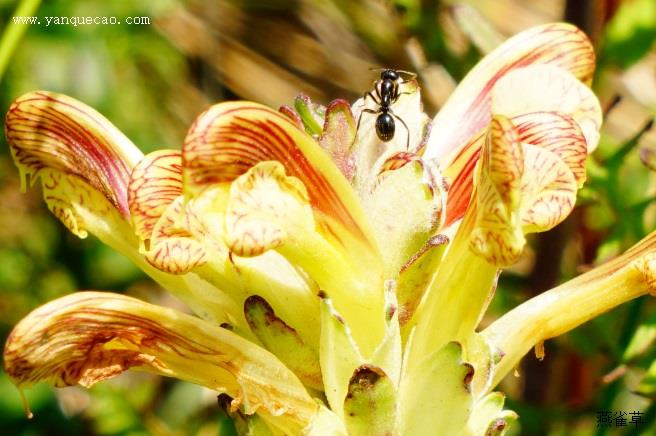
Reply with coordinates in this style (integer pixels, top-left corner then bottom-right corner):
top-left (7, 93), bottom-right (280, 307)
top-left (0, 0), bottom-right (41, 81)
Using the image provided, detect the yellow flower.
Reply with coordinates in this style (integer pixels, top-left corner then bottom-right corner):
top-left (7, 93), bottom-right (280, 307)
top-left (5, 23), bottom-right (650, 435)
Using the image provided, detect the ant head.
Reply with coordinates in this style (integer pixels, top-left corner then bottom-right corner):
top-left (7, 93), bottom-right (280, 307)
top-left (381, 69), bottom-right (400, 81)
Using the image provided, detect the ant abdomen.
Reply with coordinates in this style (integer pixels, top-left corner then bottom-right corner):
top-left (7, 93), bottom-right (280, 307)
top-left (376, 113), bottom-right (395, 142)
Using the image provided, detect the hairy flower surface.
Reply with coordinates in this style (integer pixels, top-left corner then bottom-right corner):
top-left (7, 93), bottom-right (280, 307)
top-left (4, 23), bottom-right (653, 435)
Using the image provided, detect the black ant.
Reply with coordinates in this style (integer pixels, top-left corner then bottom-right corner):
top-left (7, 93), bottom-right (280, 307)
top-left (355, 69), bottom-right (416, 148)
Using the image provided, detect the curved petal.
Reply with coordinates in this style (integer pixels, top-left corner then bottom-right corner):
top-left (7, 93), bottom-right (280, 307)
top-left (406, 109), bottom-right (580, 375)
top-left (132, 172), bottom-right (323, 356)
top-left (518, 143), bottom-right (577, 234)
top-left (128, 149), bottom-right (183, 241)
top-left (492, 65), bottom-right (602, 152)
top-left (483, 233), bottom-right (656, 389)
top-left (426, 22), bottom-right (596, 164)
top-left (470, 115), bottom-right (525, 266)
top-left (225, 161), bottom-right (314, 257)
top-left (513, 111), bottom-right (588, 187)
top-left (225, 161), bottom-right (385, 354)
top-left (6, 91), bottom-right (143, 219)
top-left (4, 292), bottom-right (317, 433)
top-left (470, 115), bottom-right (579, 265)
top-left (182, 101), bottom-right (380, 269)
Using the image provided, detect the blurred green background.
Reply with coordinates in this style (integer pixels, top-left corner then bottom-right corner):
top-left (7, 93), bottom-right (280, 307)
top-left (0, 0), bottom-right (656, 434)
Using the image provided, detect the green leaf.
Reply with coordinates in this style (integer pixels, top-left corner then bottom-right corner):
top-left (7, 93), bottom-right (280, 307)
top-left (624, 310), bottom-right (656, 362)
top-left (603, 0), bottom-right (656, 68)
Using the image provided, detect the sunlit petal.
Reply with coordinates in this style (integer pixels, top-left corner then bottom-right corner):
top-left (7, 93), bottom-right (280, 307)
top-left (470, 115), bottom-right (525, 266)
top-left (182, 101), bottom-right (379, 267)
top-left (4, 92), bottom-right (239, 327)
top-left (6, 91), bottom-right (143, 220)
top-left (483, 233), bottom-right (656, 389)
top-left (518, 143), bottom-right (577, 234)
top-left (225, 161), bottom-right (314, 257)
top-left (512, 111), bottom-right (588, 187)
top-left (4, 292), bottom-right (318, 433)
top-left (128, 149), bottom-right (183, 241)
top-left (426, 23), bottom-right (595, 164)
top-left (443, 64), bottom-right (598, 227)
top-left (492, 65), bottom-right (602, 152)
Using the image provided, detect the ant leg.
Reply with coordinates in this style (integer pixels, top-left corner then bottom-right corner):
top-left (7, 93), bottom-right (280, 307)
top-left (396, 70), bottom-right (417, 83)
top-left (368, 67), bottom-right (416, 80)
top-left (396, 90), bottom-right (415, 97)
top-left (362, 90), bottom-right (381, 109)
top-left (361, 91), bottom-right (373, 105)
top-left (369, 90), bottom-right (381, 105)
top-left (391, 87), bottom-right (419, 104)
top-left (352, 107), bottom-right (380, 147)
top-left (389, 109), bottom-right (411, 150)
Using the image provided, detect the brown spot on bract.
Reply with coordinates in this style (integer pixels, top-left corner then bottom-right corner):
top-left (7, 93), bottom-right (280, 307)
top-left (244, 295), bottom-right (297, 333)
top-left (348, 364), bottom-right (385, 390)
top-left (463, 363), bottom-right (475, 393)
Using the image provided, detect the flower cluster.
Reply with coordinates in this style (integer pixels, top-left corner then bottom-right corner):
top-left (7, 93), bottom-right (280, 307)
top-left (4, 23), bottom-right (655, 435)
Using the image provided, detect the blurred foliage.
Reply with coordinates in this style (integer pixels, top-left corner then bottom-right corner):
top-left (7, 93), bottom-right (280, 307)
top-left (0, 0), bottom-right (656, 435)
top-left (602, 0), bottom-right (656, 68)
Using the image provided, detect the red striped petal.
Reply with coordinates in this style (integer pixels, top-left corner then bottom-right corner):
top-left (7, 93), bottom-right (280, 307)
top-left (183, 101), bottom-right (380, 263)
top-left (128, 150), bottom-right (183, 240)
top-left (6, 91), bottom-right (143, 218)
top-left (427, 23), bottom-right (595, 166)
